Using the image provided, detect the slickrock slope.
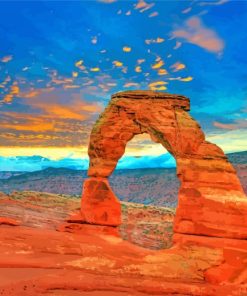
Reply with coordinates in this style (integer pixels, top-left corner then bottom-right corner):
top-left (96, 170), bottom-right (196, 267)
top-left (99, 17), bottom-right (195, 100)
top-left (0, 191), bottom-right (247, 295)
top-left (82, 90), bottom-right (247, 240)
top-left (0, 191), bottom-right (174, 250)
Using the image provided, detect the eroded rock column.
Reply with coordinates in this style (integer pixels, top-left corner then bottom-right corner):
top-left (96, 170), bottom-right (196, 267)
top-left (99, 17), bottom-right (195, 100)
top-left (81, 93), bottom-right (144, 226)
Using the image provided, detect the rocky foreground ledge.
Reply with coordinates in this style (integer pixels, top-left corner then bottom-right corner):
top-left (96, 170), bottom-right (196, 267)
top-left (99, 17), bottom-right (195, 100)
top-left (0, 191), bottom-right (247, 296)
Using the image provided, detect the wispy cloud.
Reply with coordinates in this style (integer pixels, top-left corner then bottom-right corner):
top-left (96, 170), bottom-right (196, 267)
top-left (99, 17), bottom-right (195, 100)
top-left (172, 16), bottom-right (224, 53)
top-left (182, 7), bottom-right (192, 14)
top-left (168, 76), bottom-right (193, 82)
top-left (149, 11), bottom-right (158, 18)
top-left (199, 0), bottom-right (229, 6)
top-left (135, 0), bottom-right (155, 12)
top-left (98, 0), bottom-right (117, 3)
top-left (213, 119), bottom-right (247, 130)
top-left (124, 82), bottom-right (140, 88)
top-left (145, 37), bottom-right (164, 45)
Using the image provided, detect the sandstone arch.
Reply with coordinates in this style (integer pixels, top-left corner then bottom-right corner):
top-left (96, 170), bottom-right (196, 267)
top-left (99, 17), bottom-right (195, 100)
top-left (81, 90), bottom-right (247, 239)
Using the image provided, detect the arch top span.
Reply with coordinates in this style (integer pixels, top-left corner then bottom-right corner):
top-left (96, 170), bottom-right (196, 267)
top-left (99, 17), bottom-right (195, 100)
top-left (81, 90), bottom-right (247, 239)
top-left (111, 90), bottom-right (190, 110)
top-left (88, 90), bottom-right (203, 178)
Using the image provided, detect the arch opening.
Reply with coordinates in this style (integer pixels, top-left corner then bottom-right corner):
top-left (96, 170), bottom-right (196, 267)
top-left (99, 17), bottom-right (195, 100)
top-left (108, 133), bottom-right (179, 249)
top-left (109, 133), bottom-right (179, 207)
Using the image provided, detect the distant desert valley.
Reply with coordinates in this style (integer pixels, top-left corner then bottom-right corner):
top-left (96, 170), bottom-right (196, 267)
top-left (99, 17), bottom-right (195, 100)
top-left (1, 151), bottom-right (246, 207)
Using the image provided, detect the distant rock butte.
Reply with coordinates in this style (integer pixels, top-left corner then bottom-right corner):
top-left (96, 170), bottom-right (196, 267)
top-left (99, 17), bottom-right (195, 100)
top-left (81, 90), bottom-right (247, 239)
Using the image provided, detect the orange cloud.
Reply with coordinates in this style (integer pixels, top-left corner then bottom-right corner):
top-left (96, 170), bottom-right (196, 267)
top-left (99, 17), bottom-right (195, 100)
top-left (172, 16), bottom-right (224, 53)
top-left (98, 0), bottom-right (117, 3)
top-left (0, 112), bottom-right (56, 132)
top-left (151, 60), bottom-right (164, 69)
top-left (145, 37), bottom-right (164, 45)
top-left (170, 62), bottom-right (186, 72)
top-left (63, 85), bottom-right (80, 89)
top-left (2, 94), bottom-right (13, 103)
top-left (1, 55), bottom-right (13, 63)
top-left (0, 86), bottom-right (102, 136)
top-left (90, 67), bottom-right (100, 72)
top-left (135, 66), bottom-right (142, 73)
top-left (135, 0), bottom-right (154, 12)
top-left (137, 59), bottom-right (145, 64)
top-left (75, 60), bottom-right (83, 67)
top-left (75, 60), bottom-right (86, 71)
top-left (43, 104), bottom-right (86, 120)
top-left (0, 90), bottom-right (99, 146)
top-left (52, 78), bottom-right (73, 85)
top-left (158, 69), bottom-right (168, 75)
top-left (180, 76), bottom-right (193, 82)
top-left (123, 46), bottom-right (131, 52)
top-left (169, 76), bottom-right (193, 82)
top-left (135, 0), bottom-right (148, 9)
top-left (2, 83), bottom-right (19, 104)
top-left (20, 87), bottom-right (54, 99)
top-left (113, 60), bottom-right (123, 67)
top-left (148, 81), bottom-right (168, 91)
top-left (32, 97), bottom-right (101, 121)
top-left (0, 97), bottom-right (101, 134)
top-left (124, 82), bottom-right (140, 88)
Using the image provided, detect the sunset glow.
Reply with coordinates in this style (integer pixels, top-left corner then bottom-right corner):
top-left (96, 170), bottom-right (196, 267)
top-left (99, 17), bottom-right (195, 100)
top-left (0, 0), bottom-right (246, 159)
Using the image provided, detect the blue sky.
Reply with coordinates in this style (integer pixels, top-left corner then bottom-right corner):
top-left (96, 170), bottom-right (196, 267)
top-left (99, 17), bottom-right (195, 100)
top-left (0, 0), bottom-right (246, 163)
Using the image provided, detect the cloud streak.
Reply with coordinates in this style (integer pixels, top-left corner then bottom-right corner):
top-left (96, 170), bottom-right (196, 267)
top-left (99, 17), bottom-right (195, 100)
top-left (172, 16), bottom-right (224, 53)
top-left (213, 119), bottom-right (247, 130)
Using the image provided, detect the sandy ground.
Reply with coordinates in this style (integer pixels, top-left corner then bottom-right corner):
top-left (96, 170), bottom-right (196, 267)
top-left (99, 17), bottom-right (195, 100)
top-left (0, 191), bottom-right (247, 296)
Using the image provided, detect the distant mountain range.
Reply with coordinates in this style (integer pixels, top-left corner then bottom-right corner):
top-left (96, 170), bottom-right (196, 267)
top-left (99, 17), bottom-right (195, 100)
top-left (0, 154), bottom-right (176, 172)
top-left (0, 151), bottom-right (246, 207)
top-left (0, 167), bottom-right (179, 207)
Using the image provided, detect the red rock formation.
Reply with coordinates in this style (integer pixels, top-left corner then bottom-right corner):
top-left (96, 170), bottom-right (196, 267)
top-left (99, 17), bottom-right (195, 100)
top-left (81, 90), bottom-right (247, 239)
top-left (81, 178), bottom-right (121, 226)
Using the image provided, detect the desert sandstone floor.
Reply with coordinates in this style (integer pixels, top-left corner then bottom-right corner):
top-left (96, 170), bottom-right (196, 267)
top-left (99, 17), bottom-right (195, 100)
top-left (0, 191), bottom-right (247, 296)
